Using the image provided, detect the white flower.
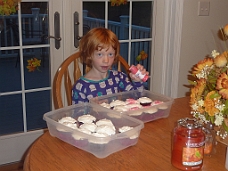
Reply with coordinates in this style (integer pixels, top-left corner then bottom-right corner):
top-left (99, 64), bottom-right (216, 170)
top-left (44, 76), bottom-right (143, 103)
top-left (211, 50), bottom-right (220, 58)
top-left (214, 114), bottom-right (224, 126)
top-left (198, 99), bottom-right (204, 107)
top-left (191, 104), bottom-right (198, 111)
top-left (216, 103), bottom-right (225, 112)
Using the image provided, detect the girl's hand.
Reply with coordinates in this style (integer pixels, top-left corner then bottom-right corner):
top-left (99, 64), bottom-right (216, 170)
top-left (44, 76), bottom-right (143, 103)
top-left (129, 64), bottom-right (149, 82)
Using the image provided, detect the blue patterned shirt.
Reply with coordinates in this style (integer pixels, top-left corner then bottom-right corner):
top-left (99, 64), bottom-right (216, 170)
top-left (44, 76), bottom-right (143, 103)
top-left (72, 70), bottom-right (144, 104)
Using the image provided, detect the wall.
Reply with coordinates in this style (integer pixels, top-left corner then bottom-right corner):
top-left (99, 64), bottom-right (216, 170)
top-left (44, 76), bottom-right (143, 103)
top-left (177, 0), bottom-right (228, 97)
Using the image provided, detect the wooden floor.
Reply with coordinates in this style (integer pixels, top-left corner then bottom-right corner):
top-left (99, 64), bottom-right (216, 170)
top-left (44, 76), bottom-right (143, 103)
top-left (0, 161), bottom-right (23, 171)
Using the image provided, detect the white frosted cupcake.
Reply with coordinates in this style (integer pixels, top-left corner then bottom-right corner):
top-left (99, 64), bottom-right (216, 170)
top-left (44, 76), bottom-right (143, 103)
top-left (145, 106), bottom-right (158, 114)
top-left (80, 123), bottom-right (97, 133)
top-left (56, 116), bottom-right (78, 141)
top-left (118, 126), bottom-right (138, 146)
top-left (96, 118), bottom-right (115, 128)
top-left (89, 132), bottom-right (110, 144)
top-left (113, 105), bottom-right (129, 112)
top-left (137, 97), bottom-right (152, 106)
top-left (58, 116), bottom-right (77, 124)
top-left (95, 125), bottom-right (116, 136)
top-left (71, 128), bottom-right (90, 148)
top-left (110, 100), bottom-right (126, 108)
top-left (100, 102), bottom-right (111, 109)
top-left (77, 114), bottom-right (96, 124)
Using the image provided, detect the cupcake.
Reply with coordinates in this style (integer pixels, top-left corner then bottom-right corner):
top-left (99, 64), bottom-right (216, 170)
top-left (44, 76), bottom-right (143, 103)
top-left (77, 114), bottom-right (96, 124)
top-left (125, 98), bottom-right (139, 104)
top-left (137, 97), bottom-right (152, 106)
top-left (110, 100), bottom-right (126, 108)
top-left (118, 126), bottom-right (138, 146)
top-left (58, 116), bottom-right (77, 124)
top-left (71, 128), bottom-right (90, 148)
top-left (96, 118), bottom-right (115, 128)
top-left (79, 123), bottom-right (97, 133)
top-left (126, 103), bottom-right (142, 111)
top-left (56, 116), bottom-right (78, 141)
top-left (95, 125), bottom-right (116, 136)
top-left (89, 127), bottom-right (113, 155)
top-left (100, 102), bottom-right (111, 109)
top-left (113, 105), bottom-right (129, 112)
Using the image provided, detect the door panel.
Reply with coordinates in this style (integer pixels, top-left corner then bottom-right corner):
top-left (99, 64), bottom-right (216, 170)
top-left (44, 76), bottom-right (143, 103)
top-left (0, 1), bottom-right (51, 136)
top-left (0, 0), bottom-right (154, 165)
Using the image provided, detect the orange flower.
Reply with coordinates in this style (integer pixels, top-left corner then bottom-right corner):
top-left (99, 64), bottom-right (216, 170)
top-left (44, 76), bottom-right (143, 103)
top-left (224, 24), bottom-right (228, 36)
top-left (190, 79), bottom-right (206, 105)
top-left (110, 0), bottom-right (127, 6)
top-left (221, 50), bottom-right (228, 60)
top-left (204, 91), bottom-right (220, 116)
top-left (192, 58), bottom-right (214, 75)
top-left (214, 54), bottom-right (227, 67)
top-left (216, 72), bottom-right (228, 99)
top-left (26, 58), bottom-right (41, 72)
top-left (190, 79), bottom-right (206, 113)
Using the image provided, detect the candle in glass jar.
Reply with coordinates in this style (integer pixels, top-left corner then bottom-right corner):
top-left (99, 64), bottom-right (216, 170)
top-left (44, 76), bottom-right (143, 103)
top-left (171, 118), bottom-right (205, 170)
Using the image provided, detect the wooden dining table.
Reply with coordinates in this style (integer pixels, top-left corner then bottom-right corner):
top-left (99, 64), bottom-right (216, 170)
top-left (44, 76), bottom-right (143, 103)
top-left (24, 97), bottom-right (228, 171)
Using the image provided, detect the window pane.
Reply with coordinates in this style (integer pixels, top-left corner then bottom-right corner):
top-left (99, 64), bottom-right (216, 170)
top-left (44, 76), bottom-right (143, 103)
top-left (21, 2), bottom-right (49, 46)
top-left (108, 2), bottom-right (130, 40)
top-left (24, 47), bottom-right (50, 89)
top-left (132, 1), bottom-right (153, 39)
top-left (0, 16), bottom-right (19, 47)
top-left (83, 2), bottom-right (105, 35)
top-left (120, 42), bottom-right (129, 61)
top-left (26, 90), bottom-right (50, 130)
top-left (0, 49), bottom-right (22, 92)
top-left (0, 94), bottom-right (23, 136)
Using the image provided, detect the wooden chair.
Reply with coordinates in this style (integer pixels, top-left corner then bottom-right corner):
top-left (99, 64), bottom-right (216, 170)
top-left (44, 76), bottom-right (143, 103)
top-left (52, 51), bottom-right (130, 109)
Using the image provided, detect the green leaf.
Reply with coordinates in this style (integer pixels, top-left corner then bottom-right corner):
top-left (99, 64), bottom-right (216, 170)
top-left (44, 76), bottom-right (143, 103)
top-left (209, 92), bottom-right (220, 99)
top-left (188, 80), bottom-right (197, 85)
top-left (223, 121), bottom-right (228, 132)
top-left (221, 67), bottom-right (228, 73)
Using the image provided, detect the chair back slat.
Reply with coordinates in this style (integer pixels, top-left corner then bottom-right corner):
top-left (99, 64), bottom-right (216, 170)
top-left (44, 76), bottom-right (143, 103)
top-left (64, 70), bottom-right (73, 106)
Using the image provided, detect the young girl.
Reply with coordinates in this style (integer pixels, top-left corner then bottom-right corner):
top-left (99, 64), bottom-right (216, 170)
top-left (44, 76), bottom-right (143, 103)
top-left (72, 27), bottom-right (149, 104)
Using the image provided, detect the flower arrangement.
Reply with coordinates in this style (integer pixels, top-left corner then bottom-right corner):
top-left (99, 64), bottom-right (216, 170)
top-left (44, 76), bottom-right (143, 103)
top-left (110, 0), bottom-right (128, 6)
top-left (189, 24), bottom-right (228, 139)
top-left (0, 0), bottom-right (20, 16)
top-left (27, 58), bottom-right (41, 72)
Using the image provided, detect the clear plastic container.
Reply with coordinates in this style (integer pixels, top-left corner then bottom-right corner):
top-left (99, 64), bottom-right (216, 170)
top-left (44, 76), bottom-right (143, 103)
top-left (43, 103), bottom-right (144, 158)
top-left (90, 90), bottom-right (174, 123)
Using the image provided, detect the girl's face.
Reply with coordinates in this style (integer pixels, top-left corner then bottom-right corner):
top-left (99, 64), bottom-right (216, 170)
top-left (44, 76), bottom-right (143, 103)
top-left (91, 46), bottom-right (115, 73)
